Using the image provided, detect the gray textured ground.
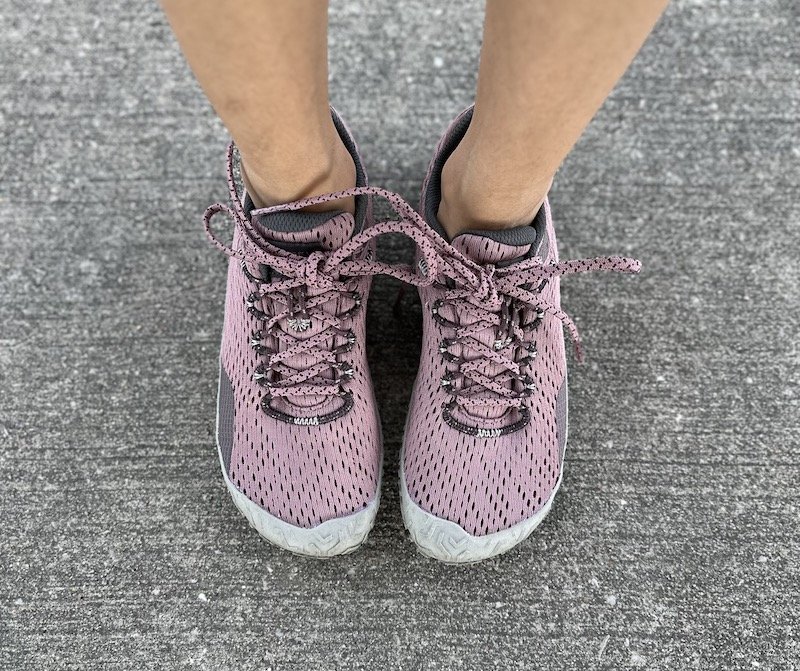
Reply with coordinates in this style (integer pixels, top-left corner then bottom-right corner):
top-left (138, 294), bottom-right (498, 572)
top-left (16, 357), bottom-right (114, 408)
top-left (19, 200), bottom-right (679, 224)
top-left (1, 0), bottom-right (798, 669)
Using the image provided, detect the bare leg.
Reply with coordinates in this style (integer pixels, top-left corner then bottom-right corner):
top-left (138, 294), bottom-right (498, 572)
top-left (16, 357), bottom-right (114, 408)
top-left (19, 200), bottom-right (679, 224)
top-left (160, 0), bottom-right (355, 212)
top-left (438, 0), bottom-right (669, 237)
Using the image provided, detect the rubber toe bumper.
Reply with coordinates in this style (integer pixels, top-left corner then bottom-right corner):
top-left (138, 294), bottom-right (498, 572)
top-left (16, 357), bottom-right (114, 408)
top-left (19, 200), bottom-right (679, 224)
top-left (399, 468), bottom-right (560, 564)
top-left (221, 463), bottom-right (379, 558)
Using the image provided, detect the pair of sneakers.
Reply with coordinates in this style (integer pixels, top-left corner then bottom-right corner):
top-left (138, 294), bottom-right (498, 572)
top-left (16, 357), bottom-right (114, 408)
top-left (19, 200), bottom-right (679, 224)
top-left (203, 107), bottom-right (640, 563)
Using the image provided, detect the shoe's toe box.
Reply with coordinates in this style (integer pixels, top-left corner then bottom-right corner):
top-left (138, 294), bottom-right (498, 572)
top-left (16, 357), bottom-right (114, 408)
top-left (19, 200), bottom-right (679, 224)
top-left (217, 368), bottom-right (382, 556)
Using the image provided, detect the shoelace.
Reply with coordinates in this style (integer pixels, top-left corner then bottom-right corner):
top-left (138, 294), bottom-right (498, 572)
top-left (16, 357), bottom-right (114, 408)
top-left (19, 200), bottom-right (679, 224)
top-left (203, 143), bottom-right (441, 424)
top-left (204, 144), bottom-right (641, 428)
top-left (426, 224), bottom-right (641, 434)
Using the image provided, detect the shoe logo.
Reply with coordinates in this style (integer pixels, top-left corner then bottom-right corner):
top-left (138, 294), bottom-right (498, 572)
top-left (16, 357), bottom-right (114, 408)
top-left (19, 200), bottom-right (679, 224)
top-left (493, 337), bottom-right (513, 351)
top-left (287, 317), bottom-right (312, 332)
top-left (293, 415), bottom-right (320, 426)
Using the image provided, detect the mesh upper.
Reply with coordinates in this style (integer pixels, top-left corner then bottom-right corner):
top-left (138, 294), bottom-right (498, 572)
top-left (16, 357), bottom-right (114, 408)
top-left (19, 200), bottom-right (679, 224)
top-left (402, 108), bottom-right (567, 536)
top-left (221, 250), bottom-right (380, 528)
top-left (216, 113), bottom-right (381, 529)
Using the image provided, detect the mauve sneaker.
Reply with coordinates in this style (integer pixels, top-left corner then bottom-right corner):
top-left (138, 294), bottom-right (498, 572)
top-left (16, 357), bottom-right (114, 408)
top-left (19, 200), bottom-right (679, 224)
top-left (401, 106), bottom-right (642, 562)
top-left (202, 110), bottom-right (383, 557)
top-left (203, 109), bottom-right (441, 557)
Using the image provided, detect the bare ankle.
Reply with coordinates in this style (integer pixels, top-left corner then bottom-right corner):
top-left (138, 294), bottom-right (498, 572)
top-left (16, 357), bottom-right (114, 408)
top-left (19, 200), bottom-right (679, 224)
top-left (241, 123), bottom-right (356, 214)
top-left (437, 130), bottom-right (553, 239)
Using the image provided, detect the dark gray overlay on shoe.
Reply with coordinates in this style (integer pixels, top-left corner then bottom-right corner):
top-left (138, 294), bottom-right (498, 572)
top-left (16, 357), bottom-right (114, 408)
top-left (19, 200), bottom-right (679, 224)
top-left (249, 207), bottom-right (348, 234)
top-left (218, 367), bottom-right (235, 474)
top-left (555, 379), bottom-right (568, 462)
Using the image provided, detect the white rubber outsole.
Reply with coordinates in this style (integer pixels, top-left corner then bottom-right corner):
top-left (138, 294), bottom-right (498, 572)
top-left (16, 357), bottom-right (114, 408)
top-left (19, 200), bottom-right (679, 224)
top-left (399, 365), bottom-right (568, 563)
top-left (399, 467), bottom-right (562, 564)
top-left (215, 367), bottom-right (380, 558)
top-left (219, 461), bottom-right (380, 558)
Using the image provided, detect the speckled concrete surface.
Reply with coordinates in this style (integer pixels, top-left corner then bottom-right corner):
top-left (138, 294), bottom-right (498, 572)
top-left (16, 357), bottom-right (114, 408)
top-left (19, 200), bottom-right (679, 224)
top-left (1, 1), bottom-right (798, 669)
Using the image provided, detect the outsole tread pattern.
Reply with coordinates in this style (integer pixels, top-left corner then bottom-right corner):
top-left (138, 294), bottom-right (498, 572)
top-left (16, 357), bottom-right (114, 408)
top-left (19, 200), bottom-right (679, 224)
top-left (222, 464), bottom-right (379, 558)
top-left (400, 469), bottom-right (561, 564)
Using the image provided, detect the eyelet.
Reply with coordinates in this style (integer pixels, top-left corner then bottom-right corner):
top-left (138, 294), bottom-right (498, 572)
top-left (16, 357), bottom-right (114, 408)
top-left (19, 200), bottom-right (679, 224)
top-left (336, 362), bottom-right (355, 380)
top-left (493, 336), bottom-right (513, 351)
top-left (249, 330), bottom-right (268, 354)
top-left (521, 375), bottom-right (536, 396)
top-left (241, 260), bottom-right (267, 284)
top-left (252, 363), bottom-right (272, 386)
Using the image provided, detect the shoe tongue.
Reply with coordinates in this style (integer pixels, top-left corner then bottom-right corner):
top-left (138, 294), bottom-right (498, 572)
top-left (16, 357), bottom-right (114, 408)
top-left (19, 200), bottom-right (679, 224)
top-left (245, 197), bottom-right (358, 411)
top-left (250, 206), bottom-right (356, 252)
top-left (447, 224), bottom-right (541, 423)
top-left (451, 225), bottom-right (539, 265)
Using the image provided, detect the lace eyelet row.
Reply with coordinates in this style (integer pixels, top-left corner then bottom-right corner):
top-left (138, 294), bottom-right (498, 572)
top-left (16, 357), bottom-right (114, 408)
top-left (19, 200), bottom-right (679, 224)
top-left (433, 294), bottom-right (541, 436)
top-left (243, 263), bottom-right (359, 425)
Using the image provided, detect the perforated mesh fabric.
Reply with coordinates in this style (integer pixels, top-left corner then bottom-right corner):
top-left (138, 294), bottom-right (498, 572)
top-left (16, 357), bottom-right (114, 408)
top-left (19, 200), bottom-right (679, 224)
top-left (217, 112), bottom-right (381, 529)
top-left (452, 233), bottom-right (533, 265)
top-left (254, 213), bottom-right (356, 252)
top-left (402, 108), bottom-right (567, 536)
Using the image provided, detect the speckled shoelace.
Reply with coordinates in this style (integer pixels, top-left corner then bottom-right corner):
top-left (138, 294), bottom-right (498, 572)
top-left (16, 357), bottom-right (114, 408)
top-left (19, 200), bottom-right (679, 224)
top-left (204, 144), bottom-right (641, 426)
top-left (203, 143), bottom-right (442, 423)
top-left (425, 230), bottom-right (642, 427)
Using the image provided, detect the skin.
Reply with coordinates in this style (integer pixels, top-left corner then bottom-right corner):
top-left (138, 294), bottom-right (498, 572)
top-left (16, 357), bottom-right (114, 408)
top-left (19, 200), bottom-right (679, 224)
top-left (438, 0), bottom-right (670, 236)
top-left (160, 0), bottom-right (355, 213)
top-left (160, 0), bottom-right (669, 232)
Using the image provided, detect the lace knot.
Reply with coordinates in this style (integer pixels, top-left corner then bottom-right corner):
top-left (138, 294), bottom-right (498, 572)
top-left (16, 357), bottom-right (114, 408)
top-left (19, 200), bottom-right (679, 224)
top-left (298, 250), bottom-right (334, 289)
top-left (472, 264), bottom-right (503, 311)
